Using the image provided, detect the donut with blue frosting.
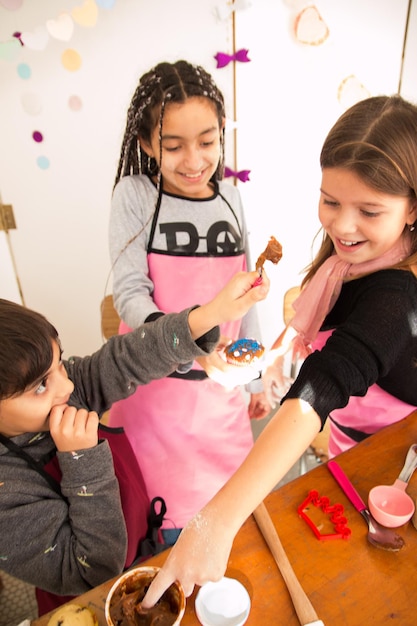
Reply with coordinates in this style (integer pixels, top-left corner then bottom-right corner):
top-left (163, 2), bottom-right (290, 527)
top-left (225, 338), bottom-right (265, 366)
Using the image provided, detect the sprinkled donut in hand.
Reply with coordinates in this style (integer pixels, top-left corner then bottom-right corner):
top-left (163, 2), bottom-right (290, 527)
top-left (225, 338), bottom-right (265, 366)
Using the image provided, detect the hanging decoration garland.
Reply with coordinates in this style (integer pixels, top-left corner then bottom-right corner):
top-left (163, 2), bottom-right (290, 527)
top-left (289, 2), bottom-right (371, 110)
top-left (293, 5), bottom-right (329, 46)
top-left (0, 0), bottom-right (116, 170)
top-left (337, 75), bottom-right (371, 110)
top-left (214, 4), bottom-right (252, 184)
top-left (224, 166), bottom-right (250, 182)
top-left (214, 48), bottom-right (250, 69)
top-left (214, 0), bottom-right (252, 21)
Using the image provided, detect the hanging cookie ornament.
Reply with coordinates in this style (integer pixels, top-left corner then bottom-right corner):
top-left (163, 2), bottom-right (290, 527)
top-left (294, 5), bottom-right (329, 46)
top-left (337, 75), bottom-right (371, 111)
top-left (214, 0), bottom-right (252, 21)
top-left (214, 43), bottom-right (252, 182)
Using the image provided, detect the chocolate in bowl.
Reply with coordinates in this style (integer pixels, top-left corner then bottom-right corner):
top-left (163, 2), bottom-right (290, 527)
top-left (105, 566), bottom-right (185, 626)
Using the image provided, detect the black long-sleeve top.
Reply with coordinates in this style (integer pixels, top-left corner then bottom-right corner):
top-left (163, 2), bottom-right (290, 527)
top-left (284, 269), bottom-right (417, 425)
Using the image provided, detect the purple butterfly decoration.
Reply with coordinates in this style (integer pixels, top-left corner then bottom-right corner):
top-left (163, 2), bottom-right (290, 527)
top-left (224, 167), bottom-right (251, 183)
top-left (214, 49), bottom-right (251, 69)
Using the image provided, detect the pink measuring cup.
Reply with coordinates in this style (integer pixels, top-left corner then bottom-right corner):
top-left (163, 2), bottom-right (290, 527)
top-left (368, 443), bottom-right (417, 528)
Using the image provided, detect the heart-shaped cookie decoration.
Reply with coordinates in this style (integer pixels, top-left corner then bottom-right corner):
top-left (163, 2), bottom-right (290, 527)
top-left (46, 13), bottom-right (74, 41)
top-left (72, 0), bottom-right (98, 27)
top-left (338, 75), bottom-right (371, 110)
top-left (21, 25), bottom-right (49, 50)
top-left (294, 5), bottom-right (329, 46)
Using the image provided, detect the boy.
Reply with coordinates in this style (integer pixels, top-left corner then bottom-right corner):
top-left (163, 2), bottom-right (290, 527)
top-left (0, 270), bottom-right (268, 614)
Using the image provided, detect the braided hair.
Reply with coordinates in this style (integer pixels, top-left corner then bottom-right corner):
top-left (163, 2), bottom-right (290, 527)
top-left (114, 60), bottom-right (226, 190)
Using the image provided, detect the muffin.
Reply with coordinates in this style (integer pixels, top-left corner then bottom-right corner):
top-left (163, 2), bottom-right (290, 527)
top-left (225, 338), bottom-right (265, 367)
top-left (47, 604), bottom-right (98, 626)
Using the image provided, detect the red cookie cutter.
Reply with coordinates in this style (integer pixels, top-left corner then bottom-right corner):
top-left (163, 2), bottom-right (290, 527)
top-left (298, 489), bottom-right (351, 540)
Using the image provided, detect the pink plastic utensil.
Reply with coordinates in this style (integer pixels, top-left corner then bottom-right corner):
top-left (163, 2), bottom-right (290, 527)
top-left (251, 267), bottom-right (263, 287)
top-left (328, 460), bottom-right (405, 551)
top-left (368, 443), bottom-right (417, 528)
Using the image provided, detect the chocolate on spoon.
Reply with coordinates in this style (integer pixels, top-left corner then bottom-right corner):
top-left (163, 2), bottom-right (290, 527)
top-left (256, 236), bottom-right (283, 273)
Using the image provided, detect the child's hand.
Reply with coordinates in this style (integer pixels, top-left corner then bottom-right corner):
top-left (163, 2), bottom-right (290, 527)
top-left (196, 335), bottom-right (230, 374)
top-left (141, 506), bottom-right (234, 608)
top-left (262, 355), bottom-right (293, 407)
top-left (211, 270), bottom-right (270, 325)
top-left (262, 328), bottom-right (310, 407)
top-left (49, 405), bottom-right (99, 452)
top-left (188, 270), bottom-right (270, 341)
top-left (206, 362), bottom-right (261, 389)
top-left (196, 351), bottom-right (227, 375)
top-left (248, 391), bottom-right (271, 420)
top-left (197, 336), bottom-right (260, 388)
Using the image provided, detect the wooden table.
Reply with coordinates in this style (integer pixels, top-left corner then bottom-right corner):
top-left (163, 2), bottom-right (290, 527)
top-left (33, 411), bottom-right (417, 625)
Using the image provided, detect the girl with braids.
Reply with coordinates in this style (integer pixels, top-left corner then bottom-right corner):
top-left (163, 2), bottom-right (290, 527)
top-left (108, 60), bottom-right (271, 546)
top-left (142, 94), bottom-right (417, 605)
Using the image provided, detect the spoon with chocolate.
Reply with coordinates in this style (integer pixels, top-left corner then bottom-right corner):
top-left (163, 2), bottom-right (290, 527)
top-left (253, 235), bottom-right (282, 286)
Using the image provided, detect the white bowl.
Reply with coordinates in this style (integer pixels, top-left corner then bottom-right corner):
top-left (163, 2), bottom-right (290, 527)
top-left (195, 577), bottom-right (251, 626)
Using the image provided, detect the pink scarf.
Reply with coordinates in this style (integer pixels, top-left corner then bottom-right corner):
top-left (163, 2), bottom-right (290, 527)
top-left (290, 235), bottom-right (411, 346)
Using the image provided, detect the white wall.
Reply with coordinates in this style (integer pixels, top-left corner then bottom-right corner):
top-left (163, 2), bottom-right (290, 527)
top-left (0, 232), bottom-right (22, 303)
top-left (235, 0), bottom-right (411, 349)
top-left (400, 0), bottom-right (417, 101)
top-left (0, 0), bottom-right (234, 355)
top-left (0, 0), bottom-right (414, 356)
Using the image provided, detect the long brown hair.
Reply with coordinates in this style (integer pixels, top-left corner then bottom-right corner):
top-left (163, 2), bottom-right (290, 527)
top-left (303, 95), bottom-right (417, 286)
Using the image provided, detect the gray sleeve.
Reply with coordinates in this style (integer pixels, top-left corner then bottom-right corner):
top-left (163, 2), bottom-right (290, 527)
top-left (109, 176), bottom-right (162, 327)
top-left (0, 442), bottom-right (127, 595)
top-left (67, 307), bottom-right (220, 414)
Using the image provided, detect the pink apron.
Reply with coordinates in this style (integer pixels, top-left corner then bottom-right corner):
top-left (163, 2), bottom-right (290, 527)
top-left (312, 330), bottom-right (417, 457)
top-left (109, 252), bottom-right (253, 530)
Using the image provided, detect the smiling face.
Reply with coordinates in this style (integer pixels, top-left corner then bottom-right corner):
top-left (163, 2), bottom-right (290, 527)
top-left (140, 96), bottom-right (224, 199)
top-left (0, 341), bottom-right (74, 437)
top-left (319, 168), bottom-right (417, 264)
